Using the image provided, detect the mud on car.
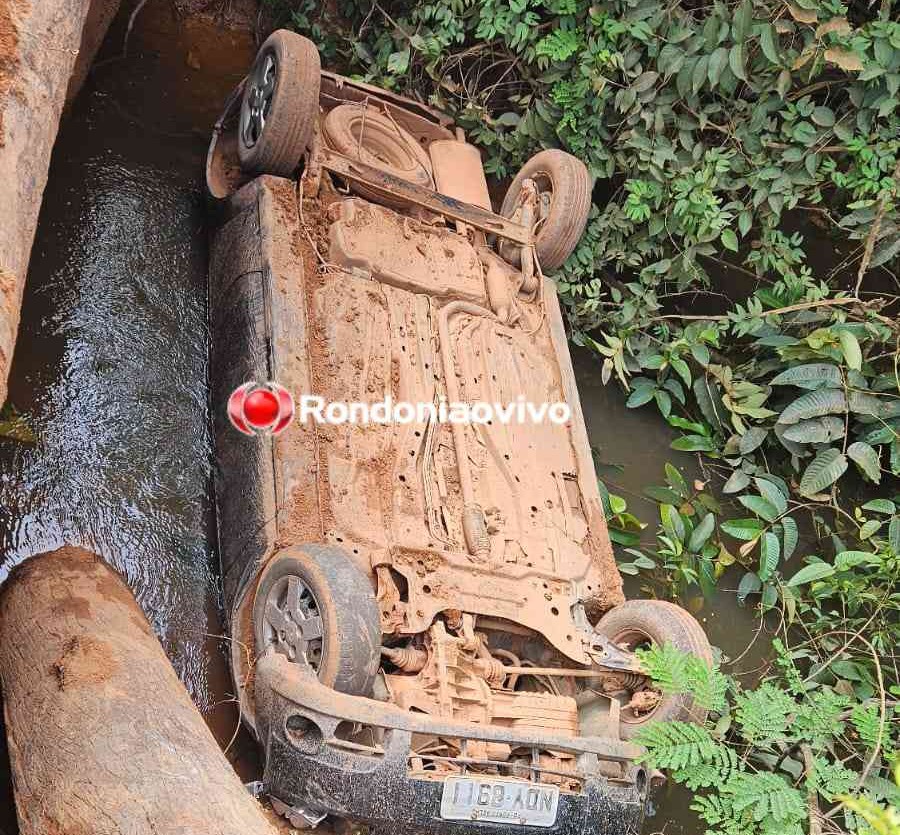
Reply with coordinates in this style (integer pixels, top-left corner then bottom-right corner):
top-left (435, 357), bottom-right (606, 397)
top-left (206, 29), bottom-right (713, 835)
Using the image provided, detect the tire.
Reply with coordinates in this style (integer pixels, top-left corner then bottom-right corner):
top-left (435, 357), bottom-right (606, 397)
top-left (500, 149), bottom-right (592, 272)
top-left (253, 544), bottom-right (381, 696)
top-left (238, 30), bottom-right (321, 177)
top-left (594, 599), bottom-right (713, 740)
top-left (322, 103), bottom-right (433, 208)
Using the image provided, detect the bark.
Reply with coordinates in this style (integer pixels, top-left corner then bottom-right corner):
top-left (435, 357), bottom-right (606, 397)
top-left (0, 546), bottom-right (278, 835)
top-left (0, 0), bottom-right (119, 406)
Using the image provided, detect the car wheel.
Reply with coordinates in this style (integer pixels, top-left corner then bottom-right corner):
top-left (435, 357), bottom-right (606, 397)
top-left (238, 29), bottom-right (321, 177)
top-left (322, 103), bottom-right (433, 208)
top-left (253, 544), bottom-right (381, 696)
top-left (500, 149), bottom-right (592, 272)
top-left (593, 599), bottom-right (713, 740)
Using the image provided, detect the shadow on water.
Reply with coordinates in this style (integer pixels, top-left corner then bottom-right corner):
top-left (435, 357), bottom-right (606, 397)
top-left (0, 2), bottom-right (257, 828)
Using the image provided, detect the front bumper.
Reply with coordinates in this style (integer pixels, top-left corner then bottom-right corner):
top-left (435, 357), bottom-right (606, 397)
top-left (255, 653), bottom-right (648, 835)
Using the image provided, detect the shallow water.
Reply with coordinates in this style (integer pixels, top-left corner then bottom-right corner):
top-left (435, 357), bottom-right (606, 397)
top-left (0, 7), bottom-right (764, 832)
top-left (0, 6), bottom-right (257, 830)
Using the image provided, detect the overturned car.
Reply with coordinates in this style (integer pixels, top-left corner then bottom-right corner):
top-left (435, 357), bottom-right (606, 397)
top-left (206, 29), bottom-right (712, 835)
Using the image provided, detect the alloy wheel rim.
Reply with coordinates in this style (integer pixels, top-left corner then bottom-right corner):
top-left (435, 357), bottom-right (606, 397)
top-left (240, 52), bottom-right (277, 149)
top-left (261, 574), bottom-right (324, 671)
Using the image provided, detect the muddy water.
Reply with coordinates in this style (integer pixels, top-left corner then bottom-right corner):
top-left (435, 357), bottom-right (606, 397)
top-left (0, 6), bottom-right (764, 833)
top-left (572, 347), bottom-right (770, 831)
top-left (0, 5), bottom-right (256, 830)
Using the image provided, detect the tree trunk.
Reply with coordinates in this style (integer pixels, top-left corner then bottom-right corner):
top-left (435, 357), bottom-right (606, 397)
top-left (0, 545), bottom-right (277, 835)
top-left (0, 0), bottom-right (119, 406)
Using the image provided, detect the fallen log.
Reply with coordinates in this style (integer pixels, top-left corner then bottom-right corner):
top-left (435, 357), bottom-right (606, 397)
top-left (0, 545), bottom-right (278, 835)
top-left (0, 0), bottom-right (119, 406)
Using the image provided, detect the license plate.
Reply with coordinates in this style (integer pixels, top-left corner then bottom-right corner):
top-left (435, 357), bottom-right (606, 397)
top-left (440, 776), bottom-right (560, 827)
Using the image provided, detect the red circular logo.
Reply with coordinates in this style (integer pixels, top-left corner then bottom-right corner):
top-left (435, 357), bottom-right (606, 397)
top-left (227, 382), bottom-right (294, 436)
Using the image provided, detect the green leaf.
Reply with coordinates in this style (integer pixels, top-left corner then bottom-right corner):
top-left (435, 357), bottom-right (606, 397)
top-left (778, 389), bottom-right (847, 424)
top-left (644, 485), bottom-right (684, 505)
top-left (688, 513), bottom-right (716, 552)
top-left (729, 43), bottom-right (747, 80)
top-left (694, 377), bottom-right (725, 430)
top-left (760, 24), bottom-right (781, 65)
top-left (738, 571), bottom-right (762, 601)
top-left (671, 435), bottom-right (717, 452)
top-left (781, 515), bottom-right (799, 561)
top-left (799, 447), bottom-right (848, 496)
top-left (739, 494), bottom-right (780, 523)
top-left (665, 462), bottom-right (691, 499)
top-left (847, 441), bottom-right (881, 483)
top-left (758, 531), bottom-right (780, 581)
top-left (848, 391), bottom-right (886, 416)
top-left (670, 356), bottom-right (692, 387)
top-left (862, 499), bottom-right (895, 515)
top-left (690, 344), bottom-right (711, 367)
top-left (721, 229), bottom-right (739, 252)
top-left (692, 55), bottom-right (709, 95)
top-left (811, 106), bottom-right (836, 127)
top-left (733, 0), bottom-right (753, 41)
top-left (755, 477), bottom-right (787, 515)
top-left (708, 47), bottom-right (729, 86)
top-left (723, 470), bottom-right (751, 493)
top-left (722, 518), bottom-right (764, 541)
top-left (655, 389), bottom-right (673, 417)
top-left (776, 68), bottom-right (792, 97)
top-left (631, 71), bottom-right (659, 92)
top-left (661, 503), bottom-right (686, 543)
top-left (627, 387), bottom-right (655, 408)
top-left (859, 519), bottom-right (881, 539)
top-left (386, 47), bottom-right (411, 74)
top-left (890, 516), bottom-right (900, 553)
top-left (838, 330), bottom-right (862, 371)
top-left (835, 550), bottom-right (876, 570)
top-left (781, 416), bottom-right (845, 444)
top-left (786, 562), bottom-right (835, 586)
top-left (739, 426), bottom-right (768, 454)
top-left (770, 363), bottom-right (842, 389)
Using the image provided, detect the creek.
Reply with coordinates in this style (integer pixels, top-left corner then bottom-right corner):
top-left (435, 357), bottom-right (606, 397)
top-left (0, 5), bottom-right (765, 832)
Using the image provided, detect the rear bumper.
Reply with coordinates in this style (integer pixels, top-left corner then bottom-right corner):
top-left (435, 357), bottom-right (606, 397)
top-left (255, 653), bottom-right (648, 835)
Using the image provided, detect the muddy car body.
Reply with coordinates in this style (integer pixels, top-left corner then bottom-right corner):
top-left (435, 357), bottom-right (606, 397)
top-left (207, 31), bottom-right (711, 834)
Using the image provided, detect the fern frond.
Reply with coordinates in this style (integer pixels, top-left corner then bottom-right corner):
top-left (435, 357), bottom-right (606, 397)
top-left (723, 772), bottom-right (806, 827)
top-left (686, 656), bottom-right (730, 714)
top-left (793, 689), bottom-right (850, 749)
top-left (691, 793), bottom-right (746, 835)
top-left (807, 756), bottom-right (857, 801)
top-left (674, 743), bottom-right (741, 790)
top-left (734, 682), bottom-right (795, 747)
top-left (637, 643), bottom-right (729, 714)
top-left (851, 703), bottom-right (894, 752)
top-left (772, 638), bottom-right (805, 696)
top-left (636, 721), bottom-right (715, 768)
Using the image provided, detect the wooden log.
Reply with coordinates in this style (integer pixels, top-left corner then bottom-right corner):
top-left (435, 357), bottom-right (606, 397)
top-left (0, 0), bottom-right (119, 406)
top-left (0, 545), bottom-right (278, 835)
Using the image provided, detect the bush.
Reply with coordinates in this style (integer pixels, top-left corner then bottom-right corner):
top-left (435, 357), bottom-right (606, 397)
top-left (321, 0), bottom-right (899, 302)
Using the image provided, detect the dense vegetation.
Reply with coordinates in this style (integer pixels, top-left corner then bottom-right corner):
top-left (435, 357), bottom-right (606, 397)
top-left (274, 0), bottom-right (900, 830)
top-left (636, 643), bottom-right (898, 835)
